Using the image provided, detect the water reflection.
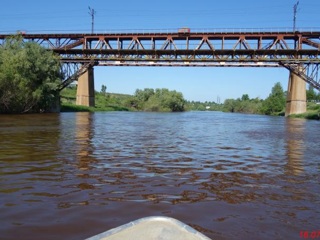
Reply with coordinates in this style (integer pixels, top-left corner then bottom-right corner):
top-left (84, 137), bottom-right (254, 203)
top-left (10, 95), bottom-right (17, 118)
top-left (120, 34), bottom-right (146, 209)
top-left (285, 118), bottom-right (305, 175)
top-left (75, 112), bottom-right (96, 171)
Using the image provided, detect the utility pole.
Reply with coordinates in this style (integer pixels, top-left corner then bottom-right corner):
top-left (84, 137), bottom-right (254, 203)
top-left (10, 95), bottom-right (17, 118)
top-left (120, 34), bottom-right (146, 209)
top-left (293, 0), bottom-right (299, 31)
top-left (88, 6), bottom-right (96, 34)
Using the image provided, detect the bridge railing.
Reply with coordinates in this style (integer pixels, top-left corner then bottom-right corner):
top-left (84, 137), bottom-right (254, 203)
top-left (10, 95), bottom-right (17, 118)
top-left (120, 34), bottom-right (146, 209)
top-left (95, 27), bottom-right (320, 35)
top-left (1, 27), bottom-right (320, 35)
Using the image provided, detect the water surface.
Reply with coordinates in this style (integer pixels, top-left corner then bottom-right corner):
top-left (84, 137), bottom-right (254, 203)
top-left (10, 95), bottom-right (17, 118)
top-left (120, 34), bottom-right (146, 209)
top-left (0, 112), bottom-right (319, 239)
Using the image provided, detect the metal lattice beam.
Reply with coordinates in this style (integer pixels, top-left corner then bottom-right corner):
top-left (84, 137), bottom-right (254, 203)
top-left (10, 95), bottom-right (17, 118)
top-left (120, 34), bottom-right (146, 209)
top-left (280, 62), bottom-right (320, 90)
top-left (1, 30), bottom-right (320, 89)
top-left (59, 61), bottom-right (96, 91)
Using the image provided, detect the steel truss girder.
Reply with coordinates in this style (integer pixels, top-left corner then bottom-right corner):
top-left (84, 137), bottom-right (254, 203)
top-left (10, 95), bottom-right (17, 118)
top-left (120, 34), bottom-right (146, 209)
top-left (1, 31), bottom-right (320, 89)
top-left (1, 31), bottom-right (320, 52)
top-left (56, 49), bottom-right (319, 62)
top-left (280, 62), bottom-right (320, 90)
top-left (59, 61), bottom-right (96, 91)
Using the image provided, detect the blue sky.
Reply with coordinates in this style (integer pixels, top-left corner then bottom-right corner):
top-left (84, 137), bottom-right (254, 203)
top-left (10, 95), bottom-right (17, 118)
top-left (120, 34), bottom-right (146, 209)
top-left (1, 0), bottom-right (319, 102)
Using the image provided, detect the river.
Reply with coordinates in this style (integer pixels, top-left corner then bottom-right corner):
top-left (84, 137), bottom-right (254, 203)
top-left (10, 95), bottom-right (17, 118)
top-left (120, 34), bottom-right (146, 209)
top-left (0, 111), bottom-right (319, 239)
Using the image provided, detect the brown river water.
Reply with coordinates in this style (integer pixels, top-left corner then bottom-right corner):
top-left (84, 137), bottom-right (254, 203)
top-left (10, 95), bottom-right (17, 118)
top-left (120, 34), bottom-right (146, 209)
top-left (0, 111), bottom-right (319, 240)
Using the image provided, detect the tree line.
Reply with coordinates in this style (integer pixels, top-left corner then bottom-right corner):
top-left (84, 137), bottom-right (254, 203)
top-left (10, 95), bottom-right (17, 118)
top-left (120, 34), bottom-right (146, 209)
top-left (222, 83), bottom-right (320, 116)
top-left (223, 82), bottom-right (286, 115)
top-left (97, 82), bottom-right (305, 116)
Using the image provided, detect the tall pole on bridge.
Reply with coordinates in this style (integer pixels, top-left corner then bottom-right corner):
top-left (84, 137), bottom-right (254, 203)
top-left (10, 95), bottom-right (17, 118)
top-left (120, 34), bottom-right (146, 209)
top-left (293, 0), bottom-right (299, 31)
top-left (88, 6), bottom-right (96, 34)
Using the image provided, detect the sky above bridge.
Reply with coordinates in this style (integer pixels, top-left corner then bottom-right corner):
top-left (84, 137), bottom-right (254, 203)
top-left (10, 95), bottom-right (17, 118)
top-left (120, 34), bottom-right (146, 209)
top-left (2, 0), bottom-right (319, 102)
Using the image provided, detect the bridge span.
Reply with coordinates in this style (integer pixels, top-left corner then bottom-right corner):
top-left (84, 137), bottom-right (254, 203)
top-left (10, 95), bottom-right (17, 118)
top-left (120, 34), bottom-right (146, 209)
top-left (1, 30), bottom-right (320, 115)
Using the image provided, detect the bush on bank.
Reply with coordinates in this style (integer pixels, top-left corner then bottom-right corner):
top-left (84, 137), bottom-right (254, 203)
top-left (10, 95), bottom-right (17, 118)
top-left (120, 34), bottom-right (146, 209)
top-left (128, 88), bottom-right (186, 112)
top-left (0, 35), bottom-right (61, 113)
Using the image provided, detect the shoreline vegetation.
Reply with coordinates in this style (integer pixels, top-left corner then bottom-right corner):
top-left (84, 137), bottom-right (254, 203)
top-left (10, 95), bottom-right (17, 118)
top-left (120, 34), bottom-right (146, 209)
top-left (61, 86), bottom-right (320, 120)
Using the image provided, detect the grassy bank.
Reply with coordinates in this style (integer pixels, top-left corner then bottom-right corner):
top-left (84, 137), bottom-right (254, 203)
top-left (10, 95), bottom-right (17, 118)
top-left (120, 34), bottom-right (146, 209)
top-left (60, 87), bottom-right (132, 112)
top-left (288, 102), bottom-right (320, 120)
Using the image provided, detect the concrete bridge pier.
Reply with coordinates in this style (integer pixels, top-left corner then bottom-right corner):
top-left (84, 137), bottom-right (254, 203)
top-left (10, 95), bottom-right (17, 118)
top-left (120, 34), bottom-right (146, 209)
top-left (285, 69), bottom-right (306, 117)
top-left (76, 66), bottom-right (95, 107)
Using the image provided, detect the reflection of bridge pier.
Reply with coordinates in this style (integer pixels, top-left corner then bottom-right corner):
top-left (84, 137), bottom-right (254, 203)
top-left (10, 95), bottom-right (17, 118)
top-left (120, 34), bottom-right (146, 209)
top-left (76, 66), bottom-right (95, 107)
top-left (285, 69), bottom-right (306, 116)
top-left (285, 118), bottom-right (305, 175)
top-left (75, 112), bottom-right (96, 170)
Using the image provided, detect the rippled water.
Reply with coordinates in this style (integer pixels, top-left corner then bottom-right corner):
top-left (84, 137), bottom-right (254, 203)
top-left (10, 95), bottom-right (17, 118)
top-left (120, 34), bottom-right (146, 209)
top-left (0, 112), bottom-right (319, 239)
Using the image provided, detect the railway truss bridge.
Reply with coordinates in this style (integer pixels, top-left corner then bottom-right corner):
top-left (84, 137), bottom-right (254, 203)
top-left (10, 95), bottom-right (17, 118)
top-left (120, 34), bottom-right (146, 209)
top-left (1, 29), bottom-right (320, 115)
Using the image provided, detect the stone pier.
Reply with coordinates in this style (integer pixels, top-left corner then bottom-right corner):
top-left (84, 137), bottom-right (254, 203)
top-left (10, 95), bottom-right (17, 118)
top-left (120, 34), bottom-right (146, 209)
top-left (285, 70), bottom-right (307, 117)
top-left (76, 66), bottom-right (95, 107)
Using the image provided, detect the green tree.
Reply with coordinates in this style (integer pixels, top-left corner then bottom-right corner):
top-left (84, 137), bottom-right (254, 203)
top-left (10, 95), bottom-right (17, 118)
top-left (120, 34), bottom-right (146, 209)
top-left (101, 84), bottom-right (107, 95)
top-left (135, 88), bottom-right (155, 102)
top-left (223, 99), bottom-right (237, 112)
top-left (0, 35), bottom-right (61, 113)
top-left (132, 88), bottom-right (185, 112)
top-left (133, 88), bottom-right (155, 109)
top-left (261, 82), bottom-right (286, 115)
top-left (160, 89), bottom-right (185, 112)
top-left (241, 94), bottom-right (250, 101)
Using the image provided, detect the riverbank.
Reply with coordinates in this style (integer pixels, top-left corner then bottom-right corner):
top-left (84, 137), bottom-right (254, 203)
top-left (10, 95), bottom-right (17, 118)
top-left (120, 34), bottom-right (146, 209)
top-left (61, 87), bottom-right (131, 112)
top-left (288, 103), bottom-right (320, 120)
top-left (60, 87), bottom-right (320, 120)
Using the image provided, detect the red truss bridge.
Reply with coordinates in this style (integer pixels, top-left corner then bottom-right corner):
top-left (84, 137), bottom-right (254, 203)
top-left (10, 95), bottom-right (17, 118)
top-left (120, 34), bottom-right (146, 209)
top-left (0, 29), bottom-right (319, 115)
top-left (0, 29), bottom-right (320, 88)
